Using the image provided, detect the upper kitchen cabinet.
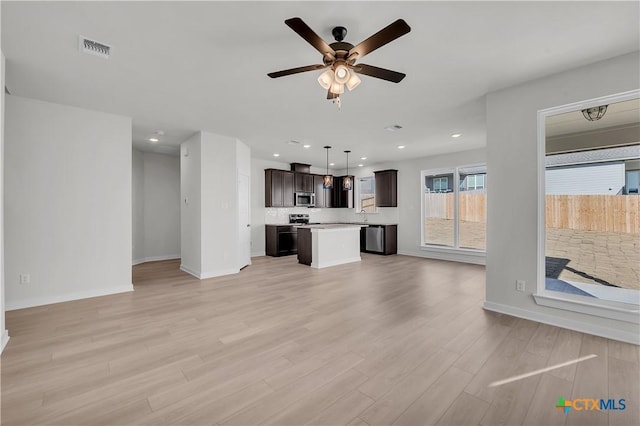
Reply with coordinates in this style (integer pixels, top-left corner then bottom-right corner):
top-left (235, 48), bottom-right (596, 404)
top-left (313, 174), bottom-right (333, 208)
top-left (295, 173), bottom-right (314, 193)
top-left (374, 169), bottom-right (398, 207)
top-left (265, 169), bottom-right (295, 207)
top-left (332, 176), bottom-right (355, 208)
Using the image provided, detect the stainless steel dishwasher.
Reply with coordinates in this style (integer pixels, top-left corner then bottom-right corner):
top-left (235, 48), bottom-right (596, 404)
top-left (365, 225), bottom-right (384, 253)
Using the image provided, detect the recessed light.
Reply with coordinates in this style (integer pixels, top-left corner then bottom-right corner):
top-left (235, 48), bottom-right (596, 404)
top-left (451, 133), bottom-right (462, 138)
top-left (385, 124), bottom-right (403, 132)
top-left (148, 138), bottom-right (159, 143)
top-left (329, 162), bottom-right (335, 166)
top-left (303, 144), bottom-right (311, 148)
top-left (273, 153), bottom-right (280, 157)
top-left (397, 145), bottom-right (406, 149)
top-left (358, 164), bottom-right (364, 167)
top-left (360, 157), bottom-right (367, 160)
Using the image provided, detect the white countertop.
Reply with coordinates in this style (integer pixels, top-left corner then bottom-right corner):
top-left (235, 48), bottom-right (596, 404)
top-left (297, 224), bottom-right (367, 230)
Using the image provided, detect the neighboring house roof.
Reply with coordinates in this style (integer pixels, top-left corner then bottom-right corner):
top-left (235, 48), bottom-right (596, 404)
top-left (546, 145), bottom-right (640, 168)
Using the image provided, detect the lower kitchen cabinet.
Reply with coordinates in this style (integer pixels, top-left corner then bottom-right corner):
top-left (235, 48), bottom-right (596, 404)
top-left (265, 225), bottom-right (297, 256)
top-left (296, 227), bottom-right (312, 265)
top-left (360, 224), bottom-right (397, 255)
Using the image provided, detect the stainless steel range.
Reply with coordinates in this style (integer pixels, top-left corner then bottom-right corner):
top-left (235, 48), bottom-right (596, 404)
top-left (289, 214), bottom-right (309, 225)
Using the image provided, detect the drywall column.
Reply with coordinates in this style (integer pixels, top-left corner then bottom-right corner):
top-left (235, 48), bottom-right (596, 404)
top-left (1, 49), bottom-right (8, 351)
top-left (200, 133), bottom-right (239, 277)
top-left (132, 149), bottom-right (145, 263)
top-left (180, 132), bottom-right (250, 278)
top-left (485, 52), bottom-right (639, 343)
top-left (4, 96), bottom-right (133, 310)
top-left (180, 133), bottom-right (202, 276)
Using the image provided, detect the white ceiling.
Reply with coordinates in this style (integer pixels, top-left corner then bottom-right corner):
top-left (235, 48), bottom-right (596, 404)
top-left (2, 1), bottom-right (639, 169)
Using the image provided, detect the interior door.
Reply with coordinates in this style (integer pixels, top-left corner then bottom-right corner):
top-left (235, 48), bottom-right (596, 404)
top-left (238, 173), bottom-right (251, 269)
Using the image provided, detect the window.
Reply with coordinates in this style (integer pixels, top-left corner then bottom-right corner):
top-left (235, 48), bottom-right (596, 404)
top-left (536, 91), bottom-right (639, 322)
top-left (433, 177), bottom-right (448, 192)
top-left (464, 174), bottom-right (485, 190)
top-left (422, 166), bottom-right (486, 250)
top-left (358, 177), bottom-right (376, 213)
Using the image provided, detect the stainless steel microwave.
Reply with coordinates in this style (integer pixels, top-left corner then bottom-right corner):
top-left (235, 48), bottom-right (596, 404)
top-left (295, 192), bottom-right (315, 207)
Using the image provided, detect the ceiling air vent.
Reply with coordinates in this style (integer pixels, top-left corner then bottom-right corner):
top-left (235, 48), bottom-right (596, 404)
top-left (79, 36), bottom-right (111, 59)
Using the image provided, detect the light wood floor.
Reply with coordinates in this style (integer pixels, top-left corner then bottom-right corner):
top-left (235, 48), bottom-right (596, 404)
top-left (2, 254), bottom-right (638, 426)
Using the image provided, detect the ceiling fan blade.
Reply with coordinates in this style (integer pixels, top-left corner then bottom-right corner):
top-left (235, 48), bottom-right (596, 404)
top-left (327, 90), bottom-right (339, 99)
top-left (285, 17), bottom-right (336, 59)
top-left (352, 63), bottom-right (406, 83)
top-left (268, 64), bottom-right (327, 79)
top-left (348, 19), bottom-right (411, 61)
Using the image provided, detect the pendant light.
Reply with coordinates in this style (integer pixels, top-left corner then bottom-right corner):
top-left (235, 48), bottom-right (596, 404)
top-left (343, 150), bottom-right (352, 191)
top-left (323, 146), bottom-right (333, 189)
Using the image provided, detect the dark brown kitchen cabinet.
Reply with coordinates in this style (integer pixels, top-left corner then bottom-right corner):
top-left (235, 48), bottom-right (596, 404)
top-left (374, 169), bottom-right (398, 207)
top-left (296, 227), bottom-right (312, 265)
top-left (332, 176), bottom-right (354, 208)
top-left (295, 173), bottom-right (314, 193)
top-left (313, 174), bottom-right (333, 208)
top-left (360, 224), bottom-right (397, 255)
top-left (265, 169), bottom-right (294, 207)
top-left (265, 225), bottom-right (297, 256)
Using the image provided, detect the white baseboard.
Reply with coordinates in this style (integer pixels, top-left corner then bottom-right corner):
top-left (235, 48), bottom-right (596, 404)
top-left (180, 264), bottom-right (239, 280)
top-left (251, 251), bottom-right (266, 258)
top-left (201, 268), bottom-right (240, 279)
top-left (398, 249), bottom-right (486, 265)
top-left (1, 330), bottom-right (9, 353)
top-left (132, 254), bottom-right (180, 266)
top-left (483, 301), bottom-right (640, 345)
top-left (179, 264), bottom-right (200, 278)
top-left (5, 284), bottom-right (135, 311)
top-left (311, 256), bottom-right (361, 269)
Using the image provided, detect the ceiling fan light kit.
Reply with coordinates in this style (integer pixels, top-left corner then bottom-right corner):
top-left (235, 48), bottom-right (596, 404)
top-left (268, 17), bottom-right (411, 108)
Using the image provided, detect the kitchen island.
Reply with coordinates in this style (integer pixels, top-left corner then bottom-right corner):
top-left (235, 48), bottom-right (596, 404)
top-left (297, 224), bottom-right (367, 269)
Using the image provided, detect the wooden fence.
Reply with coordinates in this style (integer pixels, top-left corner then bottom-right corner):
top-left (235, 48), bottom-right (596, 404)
top-left (423, 193), bottom-right (486, 223)
top-left (424, 193), bottom-right (640, 233)
top-left (546, 195), bottom-right (639, 234)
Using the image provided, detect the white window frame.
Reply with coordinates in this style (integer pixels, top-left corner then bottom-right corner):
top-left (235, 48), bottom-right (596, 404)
top-left (535, 89), bottom-right (640, 324)
top-left (420, 165), bottom-right (486, 255)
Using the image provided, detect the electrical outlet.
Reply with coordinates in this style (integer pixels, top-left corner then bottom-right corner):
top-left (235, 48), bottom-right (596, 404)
top-left (19, 273), bottom-right (30, 285)
top-left (516, 280), bottom-right (526, 292)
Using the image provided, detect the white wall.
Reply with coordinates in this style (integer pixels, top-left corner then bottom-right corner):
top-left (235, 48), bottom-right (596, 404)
top-left (180, 133), bottom-right (202, 275)
top-left (1, 48), bottom-right (8, 351)
top-left (485, 52), bottom-right (640, 343)
top-left (180, 132), bottom-right (250, 278)
top-left (4, 95), bottom-right (133, 310)
top-left (132, 149), bottom-right (145, 262)
top-left (200, 132), bottom-right (240, 277)
top-left (132, 150), bottom-right (180, 264)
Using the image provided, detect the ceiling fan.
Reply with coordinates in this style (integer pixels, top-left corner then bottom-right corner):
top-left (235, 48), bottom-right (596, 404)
top-left (268, 17), bottom-right (411, 100)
